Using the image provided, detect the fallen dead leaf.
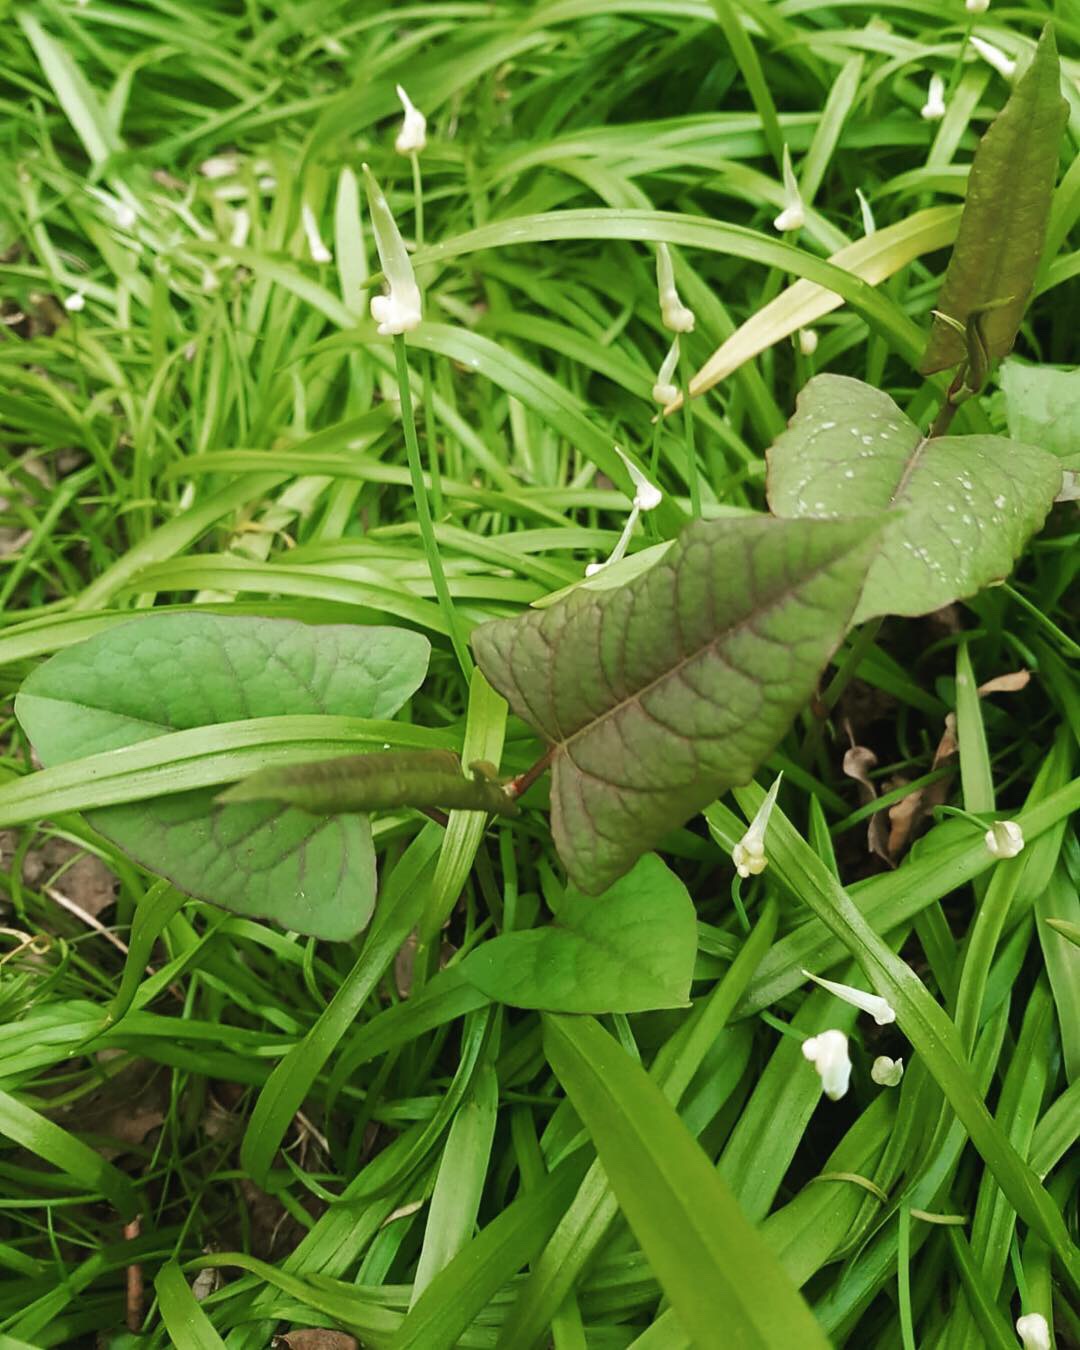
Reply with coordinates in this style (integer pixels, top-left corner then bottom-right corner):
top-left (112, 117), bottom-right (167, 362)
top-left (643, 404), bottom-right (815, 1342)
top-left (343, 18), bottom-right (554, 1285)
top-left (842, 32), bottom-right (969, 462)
top-left (272, 1333), bottom-right (359, 1350)
top-left (842, 734), bottom-right (891, 864)
top-left (977, 670), bottom-right (1030, 697)
top-left (886, 713), bottom-right (959, 858)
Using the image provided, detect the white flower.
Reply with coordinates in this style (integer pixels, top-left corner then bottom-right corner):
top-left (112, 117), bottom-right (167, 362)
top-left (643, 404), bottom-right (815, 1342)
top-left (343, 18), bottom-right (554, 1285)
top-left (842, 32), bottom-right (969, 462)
top-left (921, 73), bottom-right (947, 121)
top-left (655, 243), bottom-right (695, 333)
top-left (1016, 1313), bottom-right (1051, 1350)
top-left (802, 1030), bottom-right (852, 1101)
top-left (966, 0), bottom-right (990, 12)
top-left (802, 970), bottom-right (897, 1025)
top-left (798, 328), bottom-right (818, 356)
top-left (230, 208), bottom-right (251, 250)
top-left (301, 202), bottom-right (332, 263)
top-left (63, 291), bottom-right (86, 313)
top-left (613, 444), bottom-right (662, 511)
top-left (732, 773), bottom-right (782, 878)
top-left (363, 164), bottom-right (422, 336)
top-left (985, 819), bottom-right (1024, 859)
top-left (652, 336), bottom-right (680, 405)
top-left (395, 84), bottom-right (427, 155)
top-left (970, 36), bottom-right (1016, 81)
top-left (871, 1055), bottom-right (904, 1087)
top-left (200, 154), bottom-right (239, 179)
top-left (773, 144), bottom-right (805, 233)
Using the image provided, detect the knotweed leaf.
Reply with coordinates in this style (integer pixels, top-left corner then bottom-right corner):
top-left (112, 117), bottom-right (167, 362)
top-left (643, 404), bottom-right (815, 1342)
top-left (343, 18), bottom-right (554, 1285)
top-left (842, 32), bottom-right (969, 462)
top-left (15, 614), bottom-right (430, 940)
top-left (223, 748), bottom-right (518, 817)
top-left (766, 374), bottom-right (1061, 624)
top-left (473, 514), bottom-right (880, 894)
top-left (921, 25), bottom-right (1067, 375)
top-left (1000, 360), bottom-right (1080, 468)
top-left (459, 853), bottom-right (696, 1013)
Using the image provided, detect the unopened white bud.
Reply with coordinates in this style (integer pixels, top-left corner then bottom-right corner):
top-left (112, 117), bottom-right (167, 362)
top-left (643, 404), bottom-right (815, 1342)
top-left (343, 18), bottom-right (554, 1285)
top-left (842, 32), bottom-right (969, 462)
top-left (966, 0), bottom-right (990, 13)
top-left (395, 84), bottom-right (427, 156)
top-left (652, 336), bottom-right (680, 406)
top-left (802, 1030), bottom-right (852, 1101)
top-left (1016, 1313), bottom-right (1051, 1350)
top-left (871, 1056), bottom-right (904, 1087)
top-left (798, 328), bottom-right (818, 356)
top-left (655, 243), bottom-right (695, 333)
top-left (969, 36), bottom-right (1016, 80)
top-left (802, 970), bottom-right (896, 1026)
top-left (774, 144), bottom-right (805, 233)
top-left (613, 444), bottom-right (662, 512)
top-left (302, 202), bottom-right (332, 264)
top-left (732, 774), bottom-right (782, 878)
top-left (985, 819), bottom-right (1024, 859)
top-left (63, 291), bottom-right (86, 313)
top-left (921, 73), bottom-right (947, 121)
top-left (363, 164), bottom-right (422, 335)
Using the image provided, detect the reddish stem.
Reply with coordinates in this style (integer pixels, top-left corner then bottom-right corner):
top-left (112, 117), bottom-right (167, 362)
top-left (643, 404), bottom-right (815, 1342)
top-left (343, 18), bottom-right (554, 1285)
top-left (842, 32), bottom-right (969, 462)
top-left (505, 747), bottom-right (555, 800)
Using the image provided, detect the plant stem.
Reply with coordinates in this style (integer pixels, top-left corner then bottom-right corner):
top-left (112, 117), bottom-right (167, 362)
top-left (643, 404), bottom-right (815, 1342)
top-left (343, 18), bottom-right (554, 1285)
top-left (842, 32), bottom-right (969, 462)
top-left (926, 396), bottom-right (959, 440)
top-left (505, 746), bottom-right (555, 800)
top-left (680, 351), bottom-right (701, 517)
top-left (411, 151), bottom-right (424, 246)
top-left (393, 333), bottom-right (473, 679)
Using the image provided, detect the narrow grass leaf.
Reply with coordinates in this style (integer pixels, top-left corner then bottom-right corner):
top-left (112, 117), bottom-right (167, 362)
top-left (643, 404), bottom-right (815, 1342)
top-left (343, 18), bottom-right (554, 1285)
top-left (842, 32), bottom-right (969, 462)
top-left (543, 1014), bottom-right (831, 1349)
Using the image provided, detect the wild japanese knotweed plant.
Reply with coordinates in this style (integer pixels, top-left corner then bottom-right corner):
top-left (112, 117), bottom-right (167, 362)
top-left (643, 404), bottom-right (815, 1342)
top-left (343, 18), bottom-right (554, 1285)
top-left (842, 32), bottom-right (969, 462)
top-left (363, 163), bottom-right (471, 677)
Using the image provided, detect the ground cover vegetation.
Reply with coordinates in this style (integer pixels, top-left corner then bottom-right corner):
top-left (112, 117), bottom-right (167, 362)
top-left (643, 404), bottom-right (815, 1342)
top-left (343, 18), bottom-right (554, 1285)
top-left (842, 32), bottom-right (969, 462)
top-left (0, 0), bottom-right (1078, 1345)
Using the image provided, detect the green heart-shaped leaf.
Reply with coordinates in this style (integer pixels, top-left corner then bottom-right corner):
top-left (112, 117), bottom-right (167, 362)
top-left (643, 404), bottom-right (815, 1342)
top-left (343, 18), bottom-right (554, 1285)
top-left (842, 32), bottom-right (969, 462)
top-left (474, 513), bottom-right (880, 894)
top-left (458, 853), bottom-right (696, 1013)
top-left (767, 374), bottom-right (1061, 624)
top-left (15, 613), bottom-right (430, 940)
top-left (1000, 360), bottom-right (1080, 469)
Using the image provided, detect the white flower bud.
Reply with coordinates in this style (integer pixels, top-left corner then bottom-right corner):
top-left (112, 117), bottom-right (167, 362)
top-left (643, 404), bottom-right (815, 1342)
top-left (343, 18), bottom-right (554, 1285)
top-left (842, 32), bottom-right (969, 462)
top-left (652, 336), bottom-right (680, 406)
top-left (970, 36), bottom-right (1016, 80)
top-left (966, 0), bottom-right (990, 13)
top-left (655, 243), bottom-right (695, 333)
top-left (871, 1056), bottom-right (904, 1087)
top-left (363, 164), bottom-right (422, 336)
top-left (613, 444), bottom-right (662, 512)
top-left (302, 202), bottom-right (332, 263)
top-left (63, 291), bottom-right (86, 313)
top-left (395, 84), bottom-right (427, 156)
top-left (798, 328), bottom-right (818, 356)
top-left (802, 970), bottom-right (897, 1026)
top-left (985, 820), bottom-right (1024, 859)
top-left (774, 144), bottom-right (805, 233)
top-left (732, 774), bottom-right (782, 878)
top-left (1016, 1313), bottom-right (1051, 1350)
top-left (802, 1030), bottom-right (852, 1101)
top-left (921, 73), bottom-right (947, 121)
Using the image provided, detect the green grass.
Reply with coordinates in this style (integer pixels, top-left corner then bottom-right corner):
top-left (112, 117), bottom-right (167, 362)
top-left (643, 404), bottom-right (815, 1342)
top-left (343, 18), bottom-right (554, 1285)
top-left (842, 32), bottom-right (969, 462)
top-left (0, 1), bottom-right (1078, 1346)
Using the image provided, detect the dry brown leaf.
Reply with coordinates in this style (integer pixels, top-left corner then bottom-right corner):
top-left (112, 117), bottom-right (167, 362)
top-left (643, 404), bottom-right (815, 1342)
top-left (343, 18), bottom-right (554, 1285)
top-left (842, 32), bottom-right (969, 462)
top-left (977, 670), bottom-right (1031, 697)
top-left (273, 1333), bottom-right (359, 1350)
top-left (886, 714), bottom-right (959, 858)
top-left (842, 738), bottom-right (891, 863)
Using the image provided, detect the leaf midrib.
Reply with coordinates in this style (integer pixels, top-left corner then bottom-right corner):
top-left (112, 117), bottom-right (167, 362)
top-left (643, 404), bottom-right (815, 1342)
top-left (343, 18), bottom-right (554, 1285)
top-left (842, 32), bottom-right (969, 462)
top-left (551, 537), bottom-right (869, 756)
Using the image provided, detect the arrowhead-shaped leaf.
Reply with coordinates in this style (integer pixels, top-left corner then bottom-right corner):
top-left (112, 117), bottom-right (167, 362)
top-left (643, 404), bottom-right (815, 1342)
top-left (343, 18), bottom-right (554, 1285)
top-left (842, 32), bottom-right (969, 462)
top-left (921, 25), bottom-right (1067, 375)
top-left (1000, 360), bottom-right (1080, 468)
top-left (473, 514), bottom-right (880, 894)
top-left (766, 375), bottom-right (1062, 625)
top-left (222, 748), bottom-right (519, 817)
top-left (458, 853), bottom-right (696, 1013)
top-left (15, 614), bottom-right (430, 940)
